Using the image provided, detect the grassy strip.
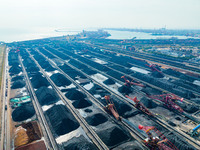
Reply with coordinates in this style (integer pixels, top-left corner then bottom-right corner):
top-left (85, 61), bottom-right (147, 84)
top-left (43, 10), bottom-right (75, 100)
top-left (0, 44), bottom-right (6, 131)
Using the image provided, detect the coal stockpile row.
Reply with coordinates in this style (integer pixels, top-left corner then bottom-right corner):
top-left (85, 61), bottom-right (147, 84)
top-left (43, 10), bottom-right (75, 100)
top-left (12, 103), bottom-right (35, 122)
top-left (103, 78), bottom-right (115, 85)
top-left (86, 113), bottom-right (108, 126)
top-left (89, 84), bottom-right (110, 97)
top-left (72, 99), bottom-right (92, 109)
top-left (45, 46), bottom-right (71, 60)
top-left (191, 98), bottom-right (200, 104)
top-left (132, 72), bottom-right (196, 99)
top-left (62, 135), bottom-right (98, 150)
top-left (170, 79), bottom-right (200, 94)
top-left (99, 95), bottom-right (136, 118)
top-left (30, 73), bottom-right (49, 89)
top-left (164, 131), bottom-right (196, 150)
top-left (118, 85), bottom-right (132, 94)
top-left (107, 70), bottom-right (124, 82)
top-left (50, 73), bottom-right (71, 87)
top-left (82, 67), bottom-right (97, 75)
top-left (151, 71), bottom-right (164, 78)
top-left (141, 86), bottom-right (162, 95)
top-left (11, 75), bottom-right (23, 82)
top-left (110, 55), bottom-right (148, 68)
top-left (96, 124), bottom-right (130, 148)
top-left (65, 89), bottom-right (86, 100)
top-left (11, 80), bottom-right (26, 89)
top-left (75, 56), bottom-right (110, 72)
top-left (22, 57), bottom-right (40, 74)
top-left (68, 59), bottom-right (87, 70)
top-left (45, 105), bottom-right (80, 137)
top-left (9, 65), bottom-right (22, 76)
top-left (140, 97), bottom-right (158, 109)
top-left (176, 101), bottom-right (198, 113)
top-left (31, 51), bottom-right (56, 72)
top-left (35, 86), bottom-right (59, 106)
top-left (38, 47), bottom-right (56, 59)
top-left (60, 64), bottom-right (87, 79)
top-left (109, 64), bottom-right (134, 75)
top-left (8, 51), bottom-right (20, 67)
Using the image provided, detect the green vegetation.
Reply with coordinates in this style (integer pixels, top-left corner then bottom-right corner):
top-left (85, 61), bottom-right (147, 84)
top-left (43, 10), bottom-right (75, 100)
top-left (0, 44), bottom-right (6, 87)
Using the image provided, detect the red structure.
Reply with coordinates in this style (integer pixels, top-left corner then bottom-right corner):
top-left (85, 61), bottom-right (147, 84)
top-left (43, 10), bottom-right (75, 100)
top-left (138, 125), bottom-right (178, 150)
top-left (146, 64), bottom-right (163, 74)
top-left (121, 76), bottom-right (145, 87)
top-left (125, 95), bottom-right (154, 116)
top-left (147, 94), bottom-right (183, 113)
top-left (104, 95), bottom-right (121, 121)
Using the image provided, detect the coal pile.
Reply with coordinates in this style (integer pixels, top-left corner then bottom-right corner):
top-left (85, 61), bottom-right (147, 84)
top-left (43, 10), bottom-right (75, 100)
top-left (86, 113), bottom-right (108, 126)
top-left (107, 70), bottom-right (124, 81)
top-left (177, 102), bottom-right (198, 113)
top-left (50, 73), bottom-right (71, 87)
top-left (163, 68), bottom-right (198, 82)
top-left (63, 135), bottom-right (98, 150)
top-left (11, 76), bottom-right (23, 82)
top-left (151, 71), bottom-right (164, 78)
top-left (9, 65), bottom-right (21, 76)
top-left (191, 98), bottom-right (200, 104)
top-left (89, 84), bottom-right (110, 97)
top-left (72, 99), bottom-right (92, 108)
top-left (103, 78), bottom-right (115, 85)
top-left (164, 131), bottom-right (196, 150)
top-left (45, 105), bottom-right (80, 136)
top-left (109, 96), bottom-right (135, 118)
top-left (11, 80), bottom-right (25, 89)
top-left (82, 68), bottom-right (97, 75)
top-left (12, 103), bottom-right (35, 122)
top-left (141, 87), bottom-right (162, 95)
top-left (140, 97), bottom-right (158, 108)
top-left (65, 89), bottom-right (86, 100)
top-left (85, 109), bottom-right (92, 113)
top-left (30, 73), bottom-right (49, 89)
top-left (35, 86), bottom-right (59, 106)
top-left (118, 85), bottom-right (132, 94)
top-left (97, 125), bottom-right (130, 148)
top-left (167, 120), bottom-right (176, 127)
top-left (26, 65), bottom-right (40, 74)
top-left (112, 141), bottom-right (144, 150)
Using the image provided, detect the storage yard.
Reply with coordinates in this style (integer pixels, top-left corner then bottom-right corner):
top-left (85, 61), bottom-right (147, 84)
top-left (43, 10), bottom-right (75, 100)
top-left (1, 32), bottom-right (200, 150)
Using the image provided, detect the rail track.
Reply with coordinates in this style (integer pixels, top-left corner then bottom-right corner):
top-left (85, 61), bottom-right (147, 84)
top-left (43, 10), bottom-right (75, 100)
top-left (31, 48), bottom-right (148, 149)
top-left (87, 50), bottom-right (200, 97)
top-left (26, 49), bottom-right (111, 150)
top-left (19, 54), bottom-right (59, 150)
top-left (39, 46), bottom-right (200, 149)
top-left (51, 46), bottom-right (200, 110)
top-left (93, 44), bottom-right (200, 75)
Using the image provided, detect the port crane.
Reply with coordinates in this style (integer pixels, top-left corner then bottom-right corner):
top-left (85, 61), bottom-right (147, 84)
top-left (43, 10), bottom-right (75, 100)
top-left (104, 95), bottom-right (121, 121)
top-left (147, 94), bottom-right (183, 113)
top-left (125, 95), bottom-right (154, 116)
top-left (121, 75), bottom-right (145, 87)
top-left (146, 64), bottom-right (163, 75)
top-left (138, 125), bottom-right (178, 150)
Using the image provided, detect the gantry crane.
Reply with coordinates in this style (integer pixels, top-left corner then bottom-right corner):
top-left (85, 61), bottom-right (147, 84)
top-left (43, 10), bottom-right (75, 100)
top-left (104, 95), bottom-right (121, 121)
top-left (121, 75), bottom-right (145, 87)
top-left (125, 95), bottom-right (154, 116)
top-left (147, 94), bottom-right (183, 113)
top-left (146, 64), bottom-right (163, 75)
top-left (138, 125), bottom-right (178, 150)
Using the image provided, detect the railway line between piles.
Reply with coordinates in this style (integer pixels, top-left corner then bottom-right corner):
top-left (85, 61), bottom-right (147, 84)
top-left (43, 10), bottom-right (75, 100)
top-left (38, 46), bottom-right (200, 149)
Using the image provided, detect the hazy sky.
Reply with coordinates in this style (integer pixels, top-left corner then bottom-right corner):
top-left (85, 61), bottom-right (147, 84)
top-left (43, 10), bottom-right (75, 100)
top-left (0, 0), bottom-right (199, 31)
